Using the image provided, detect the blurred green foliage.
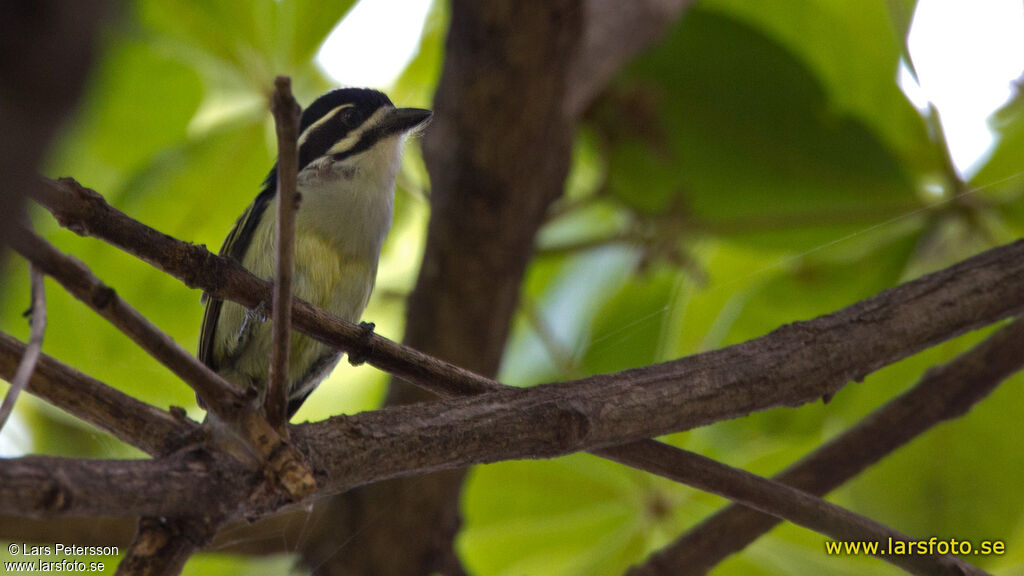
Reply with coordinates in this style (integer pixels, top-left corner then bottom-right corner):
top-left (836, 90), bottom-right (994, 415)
top-left (2, 0), bottom-right (1023, 574)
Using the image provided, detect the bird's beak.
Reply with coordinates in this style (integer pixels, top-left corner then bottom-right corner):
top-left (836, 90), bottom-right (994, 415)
top-left (379, 107), bottom-right (433, 137)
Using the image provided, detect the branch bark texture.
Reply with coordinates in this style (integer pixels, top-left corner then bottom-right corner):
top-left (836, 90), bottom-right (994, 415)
top-left (0, 239), bottom-right (1020, 522)
top-left (8, 228), bottom-right (315, 505)
top-left (266, 77), bottom-right (301, 430)
top-left (7, 228), bottom-right (248, 419)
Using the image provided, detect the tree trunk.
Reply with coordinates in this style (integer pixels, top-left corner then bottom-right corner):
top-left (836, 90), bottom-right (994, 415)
top-left (299, 1), bottom-right (583, 574)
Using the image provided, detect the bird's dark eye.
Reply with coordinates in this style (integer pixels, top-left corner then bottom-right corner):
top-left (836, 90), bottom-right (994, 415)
top-left (338, 108), bottom-right (358, 127)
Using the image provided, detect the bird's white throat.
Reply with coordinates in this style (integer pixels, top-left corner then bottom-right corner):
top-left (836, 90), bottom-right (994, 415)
top-left (296, 133), bottom-right (404, 263)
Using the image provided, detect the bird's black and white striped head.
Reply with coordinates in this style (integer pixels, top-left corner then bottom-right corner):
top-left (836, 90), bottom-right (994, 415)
top-left (266, 88), bottom-right (431, 188)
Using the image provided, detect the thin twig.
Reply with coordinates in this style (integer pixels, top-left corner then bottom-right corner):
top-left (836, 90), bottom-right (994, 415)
top-left (627, 318), bottom-right (1024, 576)
top-left (0, 264), bottom-right (46, 431)
top-left (535, 233), bottom-right (635, 258)
top-left (0, 331), bottom-right (194, 456)
top-left (266, 76), bottom-right (302, 431)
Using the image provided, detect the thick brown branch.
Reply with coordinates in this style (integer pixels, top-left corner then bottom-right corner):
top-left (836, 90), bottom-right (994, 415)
top-left (1, 237), bottom-right (1020, 520)
top-left (0, 452), bottom-right (247, 519)
top-left (303, 229), bottom-right (1024, 485)
top-left (213, 324), bottom-right (1024, 569)
top-left (0, 332), bottom-right (194, 456)
top-left (0, 515), bottom-right (134, 548)
top-left (0, 264), bottom-right (46, 430)
top-left (628, 318), bottom-right (1024, 576)
top-left (266, 76), bottom-right (301, 430)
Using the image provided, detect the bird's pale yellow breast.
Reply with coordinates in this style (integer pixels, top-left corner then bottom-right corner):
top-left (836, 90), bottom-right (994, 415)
top-left (292, 230), bottom-right (375, 321)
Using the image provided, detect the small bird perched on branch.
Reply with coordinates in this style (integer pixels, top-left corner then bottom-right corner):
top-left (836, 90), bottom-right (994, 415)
top-left (198, 88), bottom-right (431, 420)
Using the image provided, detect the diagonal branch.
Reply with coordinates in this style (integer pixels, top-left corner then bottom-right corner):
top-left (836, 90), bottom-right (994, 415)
top-left (628, 317), bottom-right (1024, 575)
top-left (0, 332), bottom-right (194, 456)
top-left (0, 377), bottom-right (992, 574)
top-left (599, 442), bottom-right (984, 576)
top-left (31, 176), bottom-right (496, 397)
top-left (0, 413), bottom-right (989, 575)
top-left (6, 228), bottom-right (314, 501)
top-left (1, 238), bottom-right (1020, 516)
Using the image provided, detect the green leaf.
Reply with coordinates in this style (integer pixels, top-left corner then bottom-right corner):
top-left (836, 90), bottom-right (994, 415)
top-left (705, 0), bottom-right (936, 174)
top-left (580, 265), bottom-right (679, 375)
top-left (182, 553), bottom-right (302, 575)
top-left (502, 246), bottom-right (635, 385)
top-left (44, 39), bottom-right (203, 196)
top-left (140, 0), bottom-right (278, 78)
top-left (137, 0), bottom-right (345, 135)
top-left (459, 454), bottom-right (697, 576)
top-left (725, 226), bottom-right (921, 341)
top-left (598, 7), bottom-right (923, 251)
top-left (970, 92), bottom-right (1024, 236)
top-left (284, 0), bottom-right (360, 65)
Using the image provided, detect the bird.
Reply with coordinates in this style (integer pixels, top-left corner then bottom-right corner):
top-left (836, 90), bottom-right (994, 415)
top-left (197, 88), bottom-right (431, 421)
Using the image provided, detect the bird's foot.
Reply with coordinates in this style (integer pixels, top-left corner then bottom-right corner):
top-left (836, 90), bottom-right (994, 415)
top-left (347, 321), bottom-right (376, 366)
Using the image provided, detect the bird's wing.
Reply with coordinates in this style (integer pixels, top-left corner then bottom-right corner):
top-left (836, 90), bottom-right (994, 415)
top-left (197, 181), bottom-right (278, 369)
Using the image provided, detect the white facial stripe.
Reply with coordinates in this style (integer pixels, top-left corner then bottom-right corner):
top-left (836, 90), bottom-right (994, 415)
top-left (297, 104), bottom-right (355, 147)
top-left (326, 106), bottom-right (392, 156)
